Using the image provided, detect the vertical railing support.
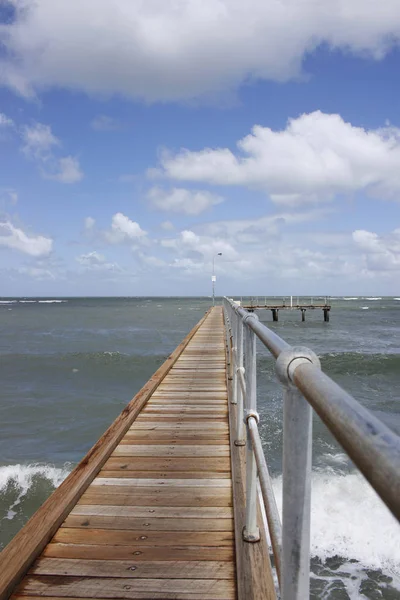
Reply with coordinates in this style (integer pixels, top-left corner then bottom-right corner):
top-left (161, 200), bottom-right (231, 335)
top-left (243, 314), bottom-right (260, 542)
top-left (231, 308), bottom-right (238, 404)
top-left (276, 347), bottom-right (321, 600)
top-left (235, 310), bottom-right (245, 445)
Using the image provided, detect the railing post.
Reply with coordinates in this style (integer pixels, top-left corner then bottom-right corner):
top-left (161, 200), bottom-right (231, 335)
top-left (234, 310), bottom-right (245, 445)
top-left (243, 314), bottom-right (260, 542)
top-left (231, 309), bottom-right (238, 403)
top-left (276, 347), bottom-right (321, 600)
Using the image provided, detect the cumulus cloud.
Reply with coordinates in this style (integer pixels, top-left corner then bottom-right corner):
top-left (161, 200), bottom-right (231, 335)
top-left (21, 122), bottom-right (59, 160)
top-left (76, 251), bottom-right (121, 271)
top-left (0, 220), bottom-right (53, 256)
top-left (21, 122), bottom-right (83, 183)
top-left (161, 228), bottom-right (238, 262)
top-left (148, 187), bottom-right (223, 215)
top-left (105, 212), bottom-right (147, 245)
top-left (44, 156), bottom-right (83, 183)
top-left (157, 112), bottom-right (400, 204)
top-left (353, 228), bottom-right (400, 271)
top-left (90, 115), bottom-right (122, 131)
top-left (1, 1), bottom-right (400, 102)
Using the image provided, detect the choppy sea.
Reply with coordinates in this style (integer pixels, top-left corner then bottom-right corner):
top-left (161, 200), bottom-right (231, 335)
top-left (0, 296), bottom-right (399, 599)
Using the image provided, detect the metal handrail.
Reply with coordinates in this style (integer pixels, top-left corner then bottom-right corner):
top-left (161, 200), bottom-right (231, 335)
top-left (247, 415), bottom-right (282, 585)
top-left (223, 296), bottom-right (400, 600)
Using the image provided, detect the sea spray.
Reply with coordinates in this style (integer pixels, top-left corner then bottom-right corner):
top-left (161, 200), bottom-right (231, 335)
top-left (0, 463), bottom-right (71, 521)
top-left (272, 469), bottom-right (400, 597)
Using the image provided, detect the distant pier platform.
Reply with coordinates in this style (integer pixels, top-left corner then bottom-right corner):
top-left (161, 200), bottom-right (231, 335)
top-left (242, 303), bottom-right (331, 322)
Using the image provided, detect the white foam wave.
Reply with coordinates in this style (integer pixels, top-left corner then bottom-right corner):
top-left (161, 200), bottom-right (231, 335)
top-left (272, 471), bottom-right (400, 572)
top-left (361, 306), bottom-right (369, 310)
top-left (365, 297), bottom-right (382, 300)
top-left (0, 301), bottom-right (17, 304)
top-left (19, 300), bottom-right (37, 303)
top-left (0, 463), bottom-right (70, 520)
top-left (394, 298), bottom-right (400, 301)
top-left (38, 300), bottom-right (67, 303)
top-left (343, 297), bottom-right (358, 300)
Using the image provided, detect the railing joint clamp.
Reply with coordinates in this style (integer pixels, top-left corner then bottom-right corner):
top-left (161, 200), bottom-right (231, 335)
top-left (243, 312), bottom-right (259, 325)
top-left (245, 410), bottom-right (260, 425)
top-left (275, 346), bottom-right (321, 386)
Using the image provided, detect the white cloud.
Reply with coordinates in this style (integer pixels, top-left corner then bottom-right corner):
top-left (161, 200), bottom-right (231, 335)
top-left (105, 213), bottom-right (147, 245)
top-left (194, 208), bottom-right (332, 241)
top-left (77, 251), bottom-right (106, 266)
top-left (1, 1), bottom-right (400, 102)
top-left (139, 253), bottom-right (167, 268)
top-left (21, 122), bottom-right (83, 183)
top-left (45, 156), bottom-right (83, 183)
top-left (21, 122), bottom-right (59, 160)
top-left (148, 187), bottom-right (223, 215)
top-left (161, 228), bottom-right (238, 263)
top-left (161, 220), bottom-right (175, 231)
top-left (0, 113), bottom-right (14, 127)
top-left (76, 251), bottom-right (121, 271)
top-left (0, 220), bottom-right (53, 257)
top-left (353, 228), bottom-right (400, 271)
top-left (157, 112), bottom-right (400, 204)
top-left (91, 115), bottom-right (122, 131)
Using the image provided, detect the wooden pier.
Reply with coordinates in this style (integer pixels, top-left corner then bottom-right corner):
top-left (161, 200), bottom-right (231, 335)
top-left (244, 304), bottom-right (331, 322)
top-left (0, 308), bottom-right (275, 600)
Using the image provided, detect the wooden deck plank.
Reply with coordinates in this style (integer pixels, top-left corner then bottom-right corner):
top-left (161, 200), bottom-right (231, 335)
top-left (15, 577), bottom-right (235, 599)
top-left (43, 545), bottom-right (234, 562)
top-left (91, 477), bottom-right (231, 487)
top-left (53, 529), bottom-right (234, 547)
top-left (112, 445), bottom-right (230, 457)
top-left (70, 505), bottom-right (233, 518)
top-left (120, 439), bottom-right (229, 446)
top-left (102, 457), bottom-right (231, 471)
top-left (61, 515), bottom-right (234, 531)
top-left (79, 488), bottom-right (232, 507)
top-left (97, 471), bottom-right (231, 478)
top-left (29, 559), bottom-right (235, 579)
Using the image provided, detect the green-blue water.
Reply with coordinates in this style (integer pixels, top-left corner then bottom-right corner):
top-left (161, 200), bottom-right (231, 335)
top-left (0, 296), bottom-right (399, 598)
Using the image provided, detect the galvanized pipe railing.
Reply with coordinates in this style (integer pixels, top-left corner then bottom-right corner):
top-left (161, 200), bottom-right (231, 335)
top-left (223, 296), bottom-right (400, 600)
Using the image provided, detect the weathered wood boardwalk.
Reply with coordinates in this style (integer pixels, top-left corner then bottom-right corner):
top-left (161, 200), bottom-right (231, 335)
top-left (1, 307), bottom-right (275, 600)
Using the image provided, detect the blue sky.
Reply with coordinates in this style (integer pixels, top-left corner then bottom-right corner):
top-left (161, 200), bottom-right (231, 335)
top-left (1, 0), bottom-right (400, 296)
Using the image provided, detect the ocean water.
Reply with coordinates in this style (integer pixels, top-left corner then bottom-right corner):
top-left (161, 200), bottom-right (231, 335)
top-left (0, 296), bottom-right (399, 598)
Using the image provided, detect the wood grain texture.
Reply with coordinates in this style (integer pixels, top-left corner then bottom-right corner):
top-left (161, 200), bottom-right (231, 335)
top-left (29, 559), bottom-right (235, 579)
top-left (96, 471), bottom-right (231, 479)
top-left (79, 489), bottom-right (232, 507)
top-left (61, 515), bottom-right (233, 531)
top-left (101, 457), bottom-right (231, 472)
top-left (15, 576), bottom-right (235, 599)
top-left (53, 528), bottom-right (234, 547)
top-left (112, 445), bottom-right (230, 457)
top-left (43, 544), bottom-right (234, 562)
top-left (70, 506), bottom-right (233, 519)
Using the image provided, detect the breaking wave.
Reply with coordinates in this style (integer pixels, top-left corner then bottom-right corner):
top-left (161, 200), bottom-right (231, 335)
top-left (0, 463), bottom-right (70, 522)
